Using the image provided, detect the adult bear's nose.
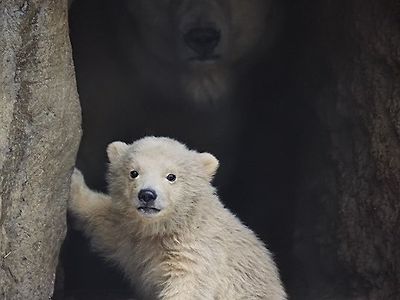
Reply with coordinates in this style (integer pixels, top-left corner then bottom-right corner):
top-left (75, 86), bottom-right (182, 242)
top-left (184, 27), bottom-right (221, 57)
top-left (138, 189), bottom-right (157, 203)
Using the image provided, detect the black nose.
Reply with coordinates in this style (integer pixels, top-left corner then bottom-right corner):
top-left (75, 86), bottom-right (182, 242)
top-left (138, 189), bottom-right (157, 203)
top-left (184, 27), bottom-right (221, 56)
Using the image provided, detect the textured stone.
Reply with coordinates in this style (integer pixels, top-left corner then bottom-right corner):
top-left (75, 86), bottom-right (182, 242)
top-left (292, 0), bottom-right (400, 298)
top-left (0, 0), bottom-right (81, 299)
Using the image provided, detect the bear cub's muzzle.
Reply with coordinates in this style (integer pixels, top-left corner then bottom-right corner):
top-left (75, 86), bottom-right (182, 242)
top-left (137, 189), bottom-right (161, 215)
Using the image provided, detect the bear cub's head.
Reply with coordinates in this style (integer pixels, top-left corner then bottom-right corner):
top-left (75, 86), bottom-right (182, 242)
top-left (106, 137), bottom-right (219, 221)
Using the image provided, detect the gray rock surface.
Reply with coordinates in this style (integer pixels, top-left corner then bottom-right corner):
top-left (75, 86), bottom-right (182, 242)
top-left (0, 0), bottom-right (81, 299)
top-left (292, 0), bottom-right (400, 298)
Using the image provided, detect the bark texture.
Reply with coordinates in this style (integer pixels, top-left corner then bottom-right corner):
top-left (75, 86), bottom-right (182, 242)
top-left (0, 1), bottom-right (81, 299)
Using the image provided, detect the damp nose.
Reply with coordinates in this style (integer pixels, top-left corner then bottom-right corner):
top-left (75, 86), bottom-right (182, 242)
top-left (138, 189), bottom-right (157, 203)
top-left (183, 27), bottom-right (221, 56)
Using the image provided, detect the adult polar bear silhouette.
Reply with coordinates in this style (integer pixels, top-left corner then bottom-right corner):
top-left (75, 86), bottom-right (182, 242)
top-left (69, 137), bottom-right (286, 300)
top-left (71, 0), bottom-right (281, 191)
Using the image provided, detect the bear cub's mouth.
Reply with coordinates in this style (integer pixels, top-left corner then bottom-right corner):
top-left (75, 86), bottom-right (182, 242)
top-left (138, 207), bottom-right (161, 215)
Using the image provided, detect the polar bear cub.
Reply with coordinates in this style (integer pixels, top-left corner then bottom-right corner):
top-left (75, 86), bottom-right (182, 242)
top-left (69, 136), bottom-right (286, 300)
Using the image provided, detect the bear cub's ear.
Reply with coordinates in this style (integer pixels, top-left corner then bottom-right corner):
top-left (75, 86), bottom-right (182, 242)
top-left (199, 152), bottom-right (219, 179)
top-left (107, 141), bottom-right (129, 163)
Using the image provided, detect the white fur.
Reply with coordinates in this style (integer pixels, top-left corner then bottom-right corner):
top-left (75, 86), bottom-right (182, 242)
top-left (69, 136), bottom-right (286, 300)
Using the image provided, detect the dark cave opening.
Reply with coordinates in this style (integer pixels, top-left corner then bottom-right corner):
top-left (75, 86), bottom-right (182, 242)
top-left (55, 0), bottom-right (349, 299)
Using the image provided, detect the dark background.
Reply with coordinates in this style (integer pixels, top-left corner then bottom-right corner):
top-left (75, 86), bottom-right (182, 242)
top-left (55, 0), bottom-right (400, 299)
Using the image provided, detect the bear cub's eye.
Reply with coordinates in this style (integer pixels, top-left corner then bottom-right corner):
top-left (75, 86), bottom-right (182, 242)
top-left (166, 173), bottom-right (176, 182)
top-left (130, 170), bottom-right (139, 179)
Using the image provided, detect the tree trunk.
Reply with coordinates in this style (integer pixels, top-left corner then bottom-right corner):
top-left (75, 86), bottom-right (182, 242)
top-left (0, 1), bottom-right (81, 299)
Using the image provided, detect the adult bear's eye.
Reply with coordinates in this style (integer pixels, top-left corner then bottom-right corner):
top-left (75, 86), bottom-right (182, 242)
top-left (130, 170), bottom-right (139, 179)
top-left (166, 173), bottom-right (176, 182)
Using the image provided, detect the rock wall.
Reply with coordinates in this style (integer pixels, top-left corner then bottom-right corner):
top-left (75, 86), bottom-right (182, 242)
top-left (292, 0), bottom-right (400, 298)
top-left (0, 0), bottom-right (81, 298)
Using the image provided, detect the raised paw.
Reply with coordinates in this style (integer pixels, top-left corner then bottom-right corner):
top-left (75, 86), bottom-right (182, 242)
top-left (70, 168), bottom-right (86, 200)
top-left (69, 168), bottom-right (89, 215)
top-left (70, 168), bottom-right (85, 195)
